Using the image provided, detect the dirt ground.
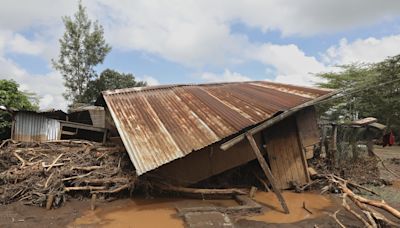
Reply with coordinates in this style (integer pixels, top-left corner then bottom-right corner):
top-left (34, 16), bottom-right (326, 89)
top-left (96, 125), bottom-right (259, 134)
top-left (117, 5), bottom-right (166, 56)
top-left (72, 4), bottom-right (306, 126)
top-left (0, 146), bottom-right (399, 228)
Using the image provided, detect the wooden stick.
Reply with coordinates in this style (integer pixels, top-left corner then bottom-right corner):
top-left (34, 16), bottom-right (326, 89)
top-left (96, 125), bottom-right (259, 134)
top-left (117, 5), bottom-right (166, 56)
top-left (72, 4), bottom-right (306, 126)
top-left (0, 139), bottom-right (15, 149)
top-left (341, 184), bottom-right (400, 219)
top-left (92, 184), bottom-right (131, 194)
top-left (331, 174), bottom-right (379, 196)
top-left (46, 194), bottom-right (54, 210)
top-left (71, 166), bottom-right (102, 171)
top-left (342, 194), bottom-right (372, 228)
top-left (349, 194), bottom-right (397, 227)
top-left (91, 194), bottom-right (96, 210)
top-left (363, 212), bottom-right (377, 228)
top-left (254, 172), bottom-right (270, 192)
top-left (42, 162), bottom-right (64, 168)
top-left (13, 152), bottom-right (26, 167)
top-left (246, 133), bottom-right (290, 214)
top-left (45, 172), bottom-right (54, 189)
top-left (46, 153), bottom-right (64, 172)
top-left (330, 210), bottom-right (346, 228)
top-left (302, 201), bottom-right (313, 214)
top-left (64, 186), bottom-right (106, 192)
top-left (62, 172), bottom-right (93, 181)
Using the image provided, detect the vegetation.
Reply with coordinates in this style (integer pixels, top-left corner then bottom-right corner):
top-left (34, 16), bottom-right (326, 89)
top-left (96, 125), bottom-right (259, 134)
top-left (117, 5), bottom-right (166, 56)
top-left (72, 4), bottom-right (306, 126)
top-left (316, 55), bottom-right (400, 133)
top-left (0, 79), bottom-right (38, 136)
top-left (52, 2), bottom-right (111, 105)
top-left (53, 2), bottom-right (146, 107)
top-left (83, 69), bottom-right (147, 104)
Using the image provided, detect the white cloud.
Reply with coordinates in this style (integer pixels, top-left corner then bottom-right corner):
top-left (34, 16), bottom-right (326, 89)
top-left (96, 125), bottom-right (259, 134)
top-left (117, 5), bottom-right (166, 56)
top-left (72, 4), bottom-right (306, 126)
top-left (323, 35), bottom-right (400, 65)
top-left (142, 75), bottom-right (160, 86)
top-left (7, 33), bottom-right (45, 55)
top-left (0, 56), bottom-right (67, 110)
top-left (201, 69), bottom-right (251, 83)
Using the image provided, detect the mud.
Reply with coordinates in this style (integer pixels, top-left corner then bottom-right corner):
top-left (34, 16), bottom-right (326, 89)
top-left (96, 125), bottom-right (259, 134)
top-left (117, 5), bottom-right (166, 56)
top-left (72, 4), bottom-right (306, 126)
top-left (250, 191), bottom-right (332, 224)
top-left (71, 197), bottom-right (238, 228)
top-left (69, 192), bottom-right (332, 227)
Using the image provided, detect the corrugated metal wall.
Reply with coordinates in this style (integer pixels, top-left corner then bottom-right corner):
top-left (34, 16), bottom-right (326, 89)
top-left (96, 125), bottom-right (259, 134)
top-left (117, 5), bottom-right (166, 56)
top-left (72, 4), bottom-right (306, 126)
top-left (12, 112), bottom-right (61, 142)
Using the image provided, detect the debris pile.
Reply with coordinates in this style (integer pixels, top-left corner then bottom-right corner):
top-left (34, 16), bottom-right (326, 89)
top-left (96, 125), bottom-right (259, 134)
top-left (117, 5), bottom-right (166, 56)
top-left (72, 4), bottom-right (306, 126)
top-left (309, 156), bottom-right (381, 184)
top-left (0, 140), bottom-right (135, 208)
top-left (321, 174), bottom-right (400, 227)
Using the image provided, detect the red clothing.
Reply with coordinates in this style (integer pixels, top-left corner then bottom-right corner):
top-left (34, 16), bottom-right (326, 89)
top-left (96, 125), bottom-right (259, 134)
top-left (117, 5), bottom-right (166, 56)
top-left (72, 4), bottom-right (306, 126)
top-left (389, 132), bottom-right (395, 146)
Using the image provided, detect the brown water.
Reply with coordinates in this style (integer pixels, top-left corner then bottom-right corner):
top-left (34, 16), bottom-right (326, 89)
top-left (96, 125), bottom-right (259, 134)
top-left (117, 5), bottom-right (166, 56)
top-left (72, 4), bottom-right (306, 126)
top-left (71, 198), bottom-right (237, 228)
top-left (70, 192), bottom-right (332, 227)
top-left (251, 191), bottom-right (332, 223)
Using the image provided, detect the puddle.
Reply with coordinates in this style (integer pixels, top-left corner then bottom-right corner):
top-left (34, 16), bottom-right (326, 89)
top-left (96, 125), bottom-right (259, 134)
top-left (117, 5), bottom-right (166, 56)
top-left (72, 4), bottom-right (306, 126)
top-left (70, 197), bottom-right (237, 228)
top-left (70, 192), bottom-right (332, 227)
top-left (250, 191), bottom-right (332, 224)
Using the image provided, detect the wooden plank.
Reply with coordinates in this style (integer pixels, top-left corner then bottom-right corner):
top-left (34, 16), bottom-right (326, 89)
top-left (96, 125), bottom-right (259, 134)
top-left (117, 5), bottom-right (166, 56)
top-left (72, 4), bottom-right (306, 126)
top-left (295, 122), bottom-right (310, 183)
top-left (58, 120), bottom-right (106, 133)
top-left (246, 133), bottom-right (290, 214)
top-left (296, 107), bottom-right (320, 147)
top-left (61, 130), bottom-right (76, 136)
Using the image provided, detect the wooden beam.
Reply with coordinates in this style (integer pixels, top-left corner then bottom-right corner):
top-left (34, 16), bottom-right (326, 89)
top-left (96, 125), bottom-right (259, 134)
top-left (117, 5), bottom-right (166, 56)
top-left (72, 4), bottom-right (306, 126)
top-left (58, 120), bottom-right (107, 133)
top-left (246, 133), bottom-right (290, 214)
top-left (220, 90), bottom-right (339, 151)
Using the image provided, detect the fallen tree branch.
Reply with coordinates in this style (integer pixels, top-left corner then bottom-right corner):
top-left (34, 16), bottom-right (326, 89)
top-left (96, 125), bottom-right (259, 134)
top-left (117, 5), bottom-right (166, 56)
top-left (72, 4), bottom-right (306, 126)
top-left (330, 210), bottom-right (346, 228)
top-left (342, 194), bottom-right (372, 228)
top-left (64, 186), bottom-right (106, 192)
top-left (46, 153), bottom-right (63, 172)
top-left (71, 166), bottom-right (102, 171)
top-left (91, 183), bottom-right (132, 194)
top-left (341, 184), bottom-right (400, 220)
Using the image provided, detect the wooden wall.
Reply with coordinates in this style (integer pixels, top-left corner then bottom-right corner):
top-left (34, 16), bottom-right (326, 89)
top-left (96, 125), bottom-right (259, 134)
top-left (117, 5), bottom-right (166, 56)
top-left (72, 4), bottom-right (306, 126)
top-left (144, 106), bottom-right (319, 189)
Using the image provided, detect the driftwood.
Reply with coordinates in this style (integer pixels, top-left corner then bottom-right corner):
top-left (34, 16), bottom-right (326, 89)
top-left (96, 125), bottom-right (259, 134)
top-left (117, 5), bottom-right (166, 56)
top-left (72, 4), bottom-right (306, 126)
top-left (322, 174), bottom-right (400, 227)
top-left (330, 210), bottom-right (346, 228)
top-left (64, 186), bottom-right (106, 192)
top-left (156, 184), bottom-right (249, 196)
top-left (342, 194), bottom-right (372, 228)
top-left (0, 140), bottom-right (136, 208)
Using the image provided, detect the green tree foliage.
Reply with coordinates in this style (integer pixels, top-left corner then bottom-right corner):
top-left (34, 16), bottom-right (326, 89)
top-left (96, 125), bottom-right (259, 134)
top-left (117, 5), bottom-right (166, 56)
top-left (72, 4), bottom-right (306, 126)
top-left (0, 79), bottom-right (38, 135)
top-left (83, 69), bottom-right (147, 104)
top-left (316, 55), bottom-right (400, 131)
top-left (52, 2), bottom-right (111, 105)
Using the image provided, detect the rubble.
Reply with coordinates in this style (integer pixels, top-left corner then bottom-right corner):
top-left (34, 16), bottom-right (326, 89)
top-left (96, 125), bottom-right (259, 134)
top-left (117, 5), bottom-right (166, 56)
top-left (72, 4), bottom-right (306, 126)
top-left (0, 140), bottom-right (136, 208)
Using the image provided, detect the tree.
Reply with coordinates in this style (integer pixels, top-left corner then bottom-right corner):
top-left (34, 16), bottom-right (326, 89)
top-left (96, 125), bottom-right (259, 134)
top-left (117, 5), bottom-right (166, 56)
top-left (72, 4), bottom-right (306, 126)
top-left (82, 69), bottom-right (147, 104)
top-left (316, 55), bottom-right (400, 133)
top-left (0, 79), bottom-right (38, 136)
top-left (52, 2), bottom-right (111, 105)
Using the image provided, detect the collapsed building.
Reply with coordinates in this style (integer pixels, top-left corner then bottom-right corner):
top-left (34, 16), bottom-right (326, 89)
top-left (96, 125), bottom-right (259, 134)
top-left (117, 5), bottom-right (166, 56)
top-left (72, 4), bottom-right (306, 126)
top-left (94, 81), bottom-right (334, 190)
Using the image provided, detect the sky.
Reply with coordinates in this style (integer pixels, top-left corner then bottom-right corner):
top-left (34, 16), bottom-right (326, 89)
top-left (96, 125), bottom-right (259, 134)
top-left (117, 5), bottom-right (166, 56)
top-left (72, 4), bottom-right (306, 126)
top-left (1, 0), bottom-right (400, 111)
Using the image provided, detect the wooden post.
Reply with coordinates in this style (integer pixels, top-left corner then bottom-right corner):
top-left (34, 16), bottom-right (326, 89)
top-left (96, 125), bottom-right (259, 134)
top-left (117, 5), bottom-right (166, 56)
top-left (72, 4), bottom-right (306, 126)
top-left (246, 133), bottom-right (290, 214)
top-left (329, 124), bottom-right (338, 169)
top-left (91, 194), bottom-right (97, 210)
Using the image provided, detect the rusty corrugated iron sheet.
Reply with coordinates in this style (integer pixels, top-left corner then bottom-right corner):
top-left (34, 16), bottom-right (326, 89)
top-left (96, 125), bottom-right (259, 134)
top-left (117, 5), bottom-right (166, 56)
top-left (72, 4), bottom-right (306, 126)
top-left (102, 81), bottom-right (332, 175)
top-left (12, 112), bottom-right (61, 142)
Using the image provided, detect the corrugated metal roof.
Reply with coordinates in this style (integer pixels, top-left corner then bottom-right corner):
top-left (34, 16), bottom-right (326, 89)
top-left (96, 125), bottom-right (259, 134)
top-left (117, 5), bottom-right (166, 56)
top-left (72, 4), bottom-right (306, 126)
top-left (102, 81), bottom-right (332, 175)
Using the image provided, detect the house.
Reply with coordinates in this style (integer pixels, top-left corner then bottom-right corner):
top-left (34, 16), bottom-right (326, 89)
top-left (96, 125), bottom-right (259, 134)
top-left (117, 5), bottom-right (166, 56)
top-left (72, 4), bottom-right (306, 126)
top-left (10, 108), bottom-right (107, 143)
top-left (96, 81), bottom-right (335, 190)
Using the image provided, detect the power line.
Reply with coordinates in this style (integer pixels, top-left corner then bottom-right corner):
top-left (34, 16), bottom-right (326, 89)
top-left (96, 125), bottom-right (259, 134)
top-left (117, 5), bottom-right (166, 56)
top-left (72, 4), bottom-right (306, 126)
top-left (317, 77), bottom-right (400, 105)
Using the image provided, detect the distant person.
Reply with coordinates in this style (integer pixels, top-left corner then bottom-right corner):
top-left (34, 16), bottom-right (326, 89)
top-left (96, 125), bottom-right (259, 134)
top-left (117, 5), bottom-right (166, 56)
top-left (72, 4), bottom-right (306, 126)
top-left (382, 130), bottom-right (395, 147)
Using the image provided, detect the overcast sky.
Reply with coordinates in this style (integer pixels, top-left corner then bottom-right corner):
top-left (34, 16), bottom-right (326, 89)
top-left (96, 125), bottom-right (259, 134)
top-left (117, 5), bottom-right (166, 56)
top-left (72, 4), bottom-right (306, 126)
top-left (1, 0), bottom-right (400, 110)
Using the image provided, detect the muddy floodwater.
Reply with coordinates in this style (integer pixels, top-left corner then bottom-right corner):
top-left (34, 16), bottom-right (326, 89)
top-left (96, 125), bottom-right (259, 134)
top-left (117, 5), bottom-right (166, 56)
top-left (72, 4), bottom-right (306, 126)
top-left (70, 191), bottom-right (332, 227)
